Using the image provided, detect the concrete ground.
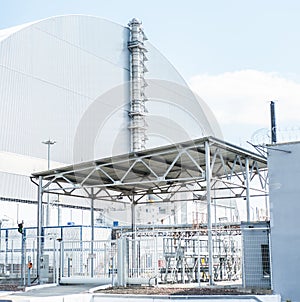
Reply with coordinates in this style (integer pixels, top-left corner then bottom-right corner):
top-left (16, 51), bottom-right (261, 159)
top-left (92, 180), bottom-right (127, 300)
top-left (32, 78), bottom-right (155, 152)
top-left (0, 284), bottom-right (280, 302)
top-left (0, 284), bottom-right (94, 301)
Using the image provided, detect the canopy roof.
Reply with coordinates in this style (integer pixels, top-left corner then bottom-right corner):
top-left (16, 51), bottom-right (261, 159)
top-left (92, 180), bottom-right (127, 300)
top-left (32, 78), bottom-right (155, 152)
top-left (32, 136), bottom-right (267, 199)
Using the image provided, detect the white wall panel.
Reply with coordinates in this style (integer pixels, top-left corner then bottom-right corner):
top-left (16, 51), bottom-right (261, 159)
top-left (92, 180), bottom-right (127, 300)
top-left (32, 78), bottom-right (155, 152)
top-left (268, 142), bottom-right (300, 301)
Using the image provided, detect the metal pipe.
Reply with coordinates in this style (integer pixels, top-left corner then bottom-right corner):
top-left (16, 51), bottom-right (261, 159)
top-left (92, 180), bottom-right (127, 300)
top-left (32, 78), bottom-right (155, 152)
top-left (270, 101), bottom-right (277, 144)
top-left (205, 141), bottom-right (214, 285)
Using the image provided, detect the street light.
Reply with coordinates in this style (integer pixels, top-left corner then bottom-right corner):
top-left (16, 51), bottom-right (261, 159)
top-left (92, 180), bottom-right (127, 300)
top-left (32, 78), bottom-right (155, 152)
top-left (42, 139), bottom-right (56, 226)
top-left (42, 139), bottom-right (56, 170)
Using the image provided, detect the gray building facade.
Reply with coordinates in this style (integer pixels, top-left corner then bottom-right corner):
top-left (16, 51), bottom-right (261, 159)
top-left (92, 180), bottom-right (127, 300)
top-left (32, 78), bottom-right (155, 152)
top-left (268, 141), bottom-right (300, 301)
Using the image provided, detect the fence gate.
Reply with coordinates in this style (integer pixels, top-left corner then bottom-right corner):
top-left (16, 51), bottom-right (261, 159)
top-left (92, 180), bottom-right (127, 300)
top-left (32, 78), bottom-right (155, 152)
top-left (60, 240), bottom-right (117, 284)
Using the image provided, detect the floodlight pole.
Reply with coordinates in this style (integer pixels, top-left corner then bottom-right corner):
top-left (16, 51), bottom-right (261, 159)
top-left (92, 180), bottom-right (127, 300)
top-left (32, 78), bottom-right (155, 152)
top-left (42, 139), bottom-right (56, 226)
top-left (37, 176), bottom-right (43, 284)
top-left (205, 141), bottom-right (214, 286)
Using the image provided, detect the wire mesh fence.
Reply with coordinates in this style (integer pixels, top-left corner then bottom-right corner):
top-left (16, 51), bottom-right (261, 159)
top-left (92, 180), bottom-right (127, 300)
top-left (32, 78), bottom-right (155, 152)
top-left (0, 223), bottom-right (271, 289)
top-left (124, 228), bottom-right (243, 285)
top-left (241, 222), bottom-right (271, 289)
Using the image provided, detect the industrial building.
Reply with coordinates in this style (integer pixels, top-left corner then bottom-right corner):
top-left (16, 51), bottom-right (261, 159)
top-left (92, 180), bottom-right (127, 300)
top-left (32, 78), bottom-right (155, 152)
top-left (0, 14), bottom-right (295, 301)
top-left (0, 14), bottom-right (225, 227)
top-left (268, 141), bottom-right (300, 301)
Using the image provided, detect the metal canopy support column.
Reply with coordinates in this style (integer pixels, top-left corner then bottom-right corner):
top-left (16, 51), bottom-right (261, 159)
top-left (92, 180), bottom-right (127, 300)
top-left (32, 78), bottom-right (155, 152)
top-left (90, 188), bottom-right (95, 278)
top-left (131, 201), bottom-right (136, 239)
top-left (245, 157), bottom-right (251, 222)
top-left (131, 194), bottom-right (136, 278)
top-left (205, 141), bottom-right (214, 286)
top-left (37, 176), bottom-right (43, 284)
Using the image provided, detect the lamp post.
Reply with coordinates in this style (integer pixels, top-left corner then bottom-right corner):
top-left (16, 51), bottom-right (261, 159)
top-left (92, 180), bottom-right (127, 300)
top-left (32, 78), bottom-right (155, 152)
top-left (42, 139), bottom-right (56, 226)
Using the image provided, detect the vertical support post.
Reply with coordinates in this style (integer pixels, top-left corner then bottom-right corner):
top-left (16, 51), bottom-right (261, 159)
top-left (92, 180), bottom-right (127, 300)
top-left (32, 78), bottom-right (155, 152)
top-left (197, 233), bottom-right (201, 287)
top-left (131, 196), bottom-right (136, 277)
top-left (59, 240), bottom-right (64, 281)
top-left (117, 237), bottom-right (124, 286)
top-left (5, 229), bottom-right (8, 274)
top-left (154, 232), bottom-right (158, 278)
top-left (11, 241), bottom-right (14, 275)
top-left (131, 200), bottom-right (136, 239)
top-left (21, 229), bottom-right (26, 287)
top-left (53, 237), bottom-right (56, 284)
top-left (57, 195), bottom-right (61, 227)
top-left (37, 176), bottom-right (43, 284)
top-left (27, 256), bottom-right (31, 287)
top-left (90, 188), bottom-right (95, 278)
top-left (118, 236), bottom-right (129, 286)
top-left (111, 252), bottom-right (115, 286)
top-left (0, 221), bottom-right (2, 266)
top-left (245, 157), bottom-right (251, 222)
top-left (265, 195), bottom-right (269, 221)
top-left (205, 140), bottom-right (214, 285)
top-left (46, 143), bottom-right (50, 226)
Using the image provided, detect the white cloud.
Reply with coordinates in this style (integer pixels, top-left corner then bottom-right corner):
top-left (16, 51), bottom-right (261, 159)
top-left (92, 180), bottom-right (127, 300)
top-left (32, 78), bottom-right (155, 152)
top-left (189, 70), bottom-right (300, 144)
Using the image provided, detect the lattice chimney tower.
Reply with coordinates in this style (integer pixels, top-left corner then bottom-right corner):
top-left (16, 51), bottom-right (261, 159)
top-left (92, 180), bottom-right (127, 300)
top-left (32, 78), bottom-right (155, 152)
top-left (128, 18), bottom-right (148, 152)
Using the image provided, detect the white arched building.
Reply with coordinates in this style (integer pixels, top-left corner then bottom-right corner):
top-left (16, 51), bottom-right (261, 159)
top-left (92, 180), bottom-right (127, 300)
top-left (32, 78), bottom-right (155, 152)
top-left (0, 15), bottom-right (233, 226)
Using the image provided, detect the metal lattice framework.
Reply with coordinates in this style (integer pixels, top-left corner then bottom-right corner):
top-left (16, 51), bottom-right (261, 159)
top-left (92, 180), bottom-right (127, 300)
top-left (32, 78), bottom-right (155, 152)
top-left (32, 136), bottom-right (267, 201)
top-left (31, 136), bottom-right (268, 285)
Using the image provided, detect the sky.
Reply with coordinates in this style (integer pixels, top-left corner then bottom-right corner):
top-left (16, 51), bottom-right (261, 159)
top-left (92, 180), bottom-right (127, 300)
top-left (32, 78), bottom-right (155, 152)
top-left (1, 0), bottom-right (300, 146)
top-left (0, 0), bottom-right (299, 226)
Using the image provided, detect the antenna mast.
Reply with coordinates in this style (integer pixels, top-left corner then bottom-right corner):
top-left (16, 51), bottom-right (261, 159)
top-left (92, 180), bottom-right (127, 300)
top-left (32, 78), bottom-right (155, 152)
top-left (270, 101), bottom-right (277, 144)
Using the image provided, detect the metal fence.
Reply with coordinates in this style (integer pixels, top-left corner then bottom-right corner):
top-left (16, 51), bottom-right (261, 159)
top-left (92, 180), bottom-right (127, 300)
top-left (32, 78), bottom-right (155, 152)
top-left (123, 228), bottom-right (243, 286)
top-left (60, 240), bottom-right (117, 280)
top-left (0, 223), bottom-right (271, 289)
top-left (0, 225), bottom-right (111, 287)
top-left (0, 233), bottom-right (59, 287)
